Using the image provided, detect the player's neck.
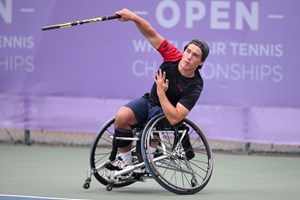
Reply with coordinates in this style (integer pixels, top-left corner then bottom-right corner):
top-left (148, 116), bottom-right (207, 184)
top-left (178, 62), bottom-right (195, 78)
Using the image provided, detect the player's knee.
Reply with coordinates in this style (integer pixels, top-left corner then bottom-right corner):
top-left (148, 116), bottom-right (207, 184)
top-left (115, 107), bottom-right (135, 127)
top-left (114, 128), bottom-right (133, 148)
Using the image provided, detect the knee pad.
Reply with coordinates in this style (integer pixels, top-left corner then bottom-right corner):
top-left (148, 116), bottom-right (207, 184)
top-left (114, 128), bottom-right (133, 148)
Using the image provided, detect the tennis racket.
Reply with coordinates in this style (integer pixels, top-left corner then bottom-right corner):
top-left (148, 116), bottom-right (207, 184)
top-left (41, 14), bottom-right (120, 31)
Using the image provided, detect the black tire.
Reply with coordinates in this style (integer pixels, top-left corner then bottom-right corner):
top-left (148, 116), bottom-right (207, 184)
top-left (90, 117), bottom-right (135, 188)
top-left (141, 114), bottom-right (213, 195)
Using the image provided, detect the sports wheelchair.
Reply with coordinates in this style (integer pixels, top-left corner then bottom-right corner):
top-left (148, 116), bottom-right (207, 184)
top-left (83, 113), bottom-right (213, 195)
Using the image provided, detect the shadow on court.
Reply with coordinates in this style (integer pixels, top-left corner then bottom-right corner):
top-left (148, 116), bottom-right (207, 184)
top-left (0, 144), bottom-right (299, 200)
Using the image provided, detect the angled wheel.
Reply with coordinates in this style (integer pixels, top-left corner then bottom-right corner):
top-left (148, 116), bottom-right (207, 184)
top-left (141, 114), bottom-right (213, 195)
top-left (90, 117), bottom-right (135, 188)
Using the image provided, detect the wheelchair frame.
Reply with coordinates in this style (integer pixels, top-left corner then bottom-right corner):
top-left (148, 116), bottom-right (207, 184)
top-left (83, 113), bottom-right (213, 195)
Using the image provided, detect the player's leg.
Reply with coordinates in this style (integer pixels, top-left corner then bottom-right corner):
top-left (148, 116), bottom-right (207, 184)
top-left (114, 96), bottom-right (148, 167)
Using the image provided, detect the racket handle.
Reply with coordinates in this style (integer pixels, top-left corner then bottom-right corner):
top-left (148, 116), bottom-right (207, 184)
top-left (103, 14), bottom-right (121, 21)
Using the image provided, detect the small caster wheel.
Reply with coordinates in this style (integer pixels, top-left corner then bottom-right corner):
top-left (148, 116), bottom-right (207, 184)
top-left (83, 182), bottom-right (90, 189)
top-left (106, 184), bottom-right (113, 191)
top-left (83, 178), bottom-right (91, 189)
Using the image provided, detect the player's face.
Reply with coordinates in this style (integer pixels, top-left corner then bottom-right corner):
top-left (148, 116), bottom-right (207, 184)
top-left (182, 44), bottom-right (203, 70)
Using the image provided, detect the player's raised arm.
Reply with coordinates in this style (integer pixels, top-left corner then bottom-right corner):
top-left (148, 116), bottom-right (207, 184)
top-left (116, 8), bottom-right (164, 49)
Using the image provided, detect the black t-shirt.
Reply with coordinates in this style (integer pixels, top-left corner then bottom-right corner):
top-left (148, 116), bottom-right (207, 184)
top-left (146, 39), bottom-right (203, 111)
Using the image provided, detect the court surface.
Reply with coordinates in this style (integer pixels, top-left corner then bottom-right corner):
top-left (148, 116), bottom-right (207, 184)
top-left (0, 144), bottom-right (299, 200)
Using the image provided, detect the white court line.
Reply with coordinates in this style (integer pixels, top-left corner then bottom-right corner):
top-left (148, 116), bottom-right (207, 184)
top-left (0, 194), bottom-right (89, 200)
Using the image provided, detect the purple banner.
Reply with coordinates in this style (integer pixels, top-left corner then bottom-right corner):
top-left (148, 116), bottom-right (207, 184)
top-left (1, 0), bottom-right (300, 144)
